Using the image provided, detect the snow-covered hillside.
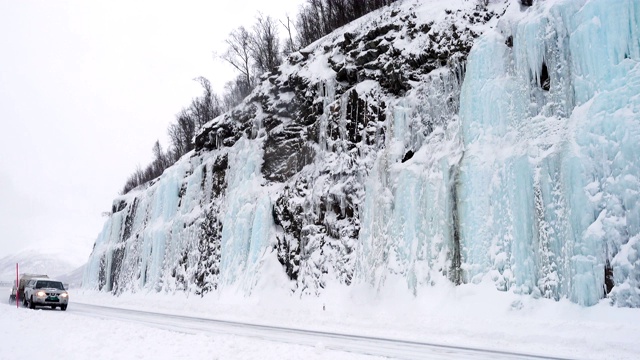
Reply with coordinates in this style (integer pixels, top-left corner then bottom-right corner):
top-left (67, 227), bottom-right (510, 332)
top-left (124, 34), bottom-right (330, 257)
top-left (84, 0), bottom-right (640, 308)
top-left (0, 250), bottom-right (77, 280)
top-left (57, 264), bottom-right (86, 288)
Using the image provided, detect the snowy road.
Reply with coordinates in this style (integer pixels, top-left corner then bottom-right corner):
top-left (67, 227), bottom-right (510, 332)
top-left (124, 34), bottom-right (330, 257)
top-left (69, 301), bottom-right (570, 360)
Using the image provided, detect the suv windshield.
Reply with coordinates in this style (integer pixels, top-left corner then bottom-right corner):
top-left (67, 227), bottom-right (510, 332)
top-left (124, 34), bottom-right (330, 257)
top-left (34, 281), bottom-right (64, 290)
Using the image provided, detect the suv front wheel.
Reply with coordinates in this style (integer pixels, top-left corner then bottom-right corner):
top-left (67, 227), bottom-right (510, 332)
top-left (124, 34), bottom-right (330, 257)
top-left (28, 297), bottom-right (35, 309)
top-left (61, 304), bottom-right (67, 311)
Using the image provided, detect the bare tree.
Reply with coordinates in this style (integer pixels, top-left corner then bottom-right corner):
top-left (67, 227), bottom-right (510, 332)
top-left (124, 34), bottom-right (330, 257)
top-left (222, 76), bottom-right (252, 110)
top-left (190, 77), bottom-right (223, 129)
top-left (168, 108), bottom-right (196, 159)
top-left (280, 14), bottom-right (297, 56)
top-left (152, 140), bottom-right (171, 172)
top-left (295, 0), bottom-right (397, 47)
top-left (221, 26), bottom-right (254, 91)
top-left (296, 3), bottom-right (322, 48)
top-left (152, 140), bottom-right (163, 159)
top-left (251, 13), bottom-right (282, 74)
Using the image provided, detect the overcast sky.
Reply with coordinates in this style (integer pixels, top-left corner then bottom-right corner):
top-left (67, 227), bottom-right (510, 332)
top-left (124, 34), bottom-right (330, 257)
top-left (0, 0), bottom-right (303, 267)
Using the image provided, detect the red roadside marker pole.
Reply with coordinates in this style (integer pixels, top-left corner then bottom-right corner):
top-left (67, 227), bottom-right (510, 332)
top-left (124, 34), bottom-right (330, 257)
top-left (16, 263), bottom-right (19, 308)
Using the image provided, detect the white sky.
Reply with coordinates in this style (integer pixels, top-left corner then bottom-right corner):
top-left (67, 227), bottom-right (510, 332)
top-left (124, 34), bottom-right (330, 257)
top-left (0, 0), bottom-right (303, 266)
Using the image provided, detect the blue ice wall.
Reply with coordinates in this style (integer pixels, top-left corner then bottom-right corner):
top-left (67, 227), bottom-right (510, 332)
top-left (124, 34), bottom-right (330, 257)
top-left (356, 69), bottom-right (464, 292)
top-left (83, 143), bottom-right (276, 294)
top-left (457, 0), bottom-right (640, 306)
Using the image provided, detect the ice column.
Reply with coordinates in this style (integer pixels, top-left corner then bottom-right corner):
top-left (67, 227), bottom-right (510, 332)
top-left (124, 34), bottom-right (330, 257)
top-left (458, 0), bottom-right (640, 306)
top-left (356, 70), bottom-right (464, 292)
top-left (219, 137), bottom-right (274, 290)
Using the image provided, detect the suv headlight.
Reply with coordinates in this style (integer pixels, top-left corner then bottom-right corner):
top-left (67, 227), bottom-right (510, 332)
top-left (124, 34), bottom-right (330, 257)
top-left (36, 291), bottom-right (46, 297)
top-left (60, 292), bottom-right (68, 298)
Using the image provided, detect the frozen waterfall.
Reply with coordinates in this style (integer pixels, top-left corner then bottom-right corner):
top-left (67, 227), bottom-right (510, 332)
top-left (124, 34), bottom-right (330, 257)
top-left (83, 0), bottom-right (640, 307)
top-left (456, 0), bottom-right (640, 306)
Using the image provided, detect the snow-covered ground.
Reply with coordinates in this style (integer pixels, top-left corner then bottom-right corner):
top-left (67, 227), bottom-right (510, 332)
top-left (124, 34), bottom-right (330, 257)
top-left (2, 284), bottom-right (639, 359)
top-left (0, 287), bottom-right (381, 360)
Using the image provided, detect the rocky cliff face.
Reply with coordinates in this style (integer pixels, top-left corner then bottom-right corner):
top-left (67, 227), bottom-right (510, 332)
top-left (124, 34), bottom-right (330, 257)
top-left (84, 0), bottom-right (640, 307)
top-left (192, 0), bottom-right (497, 294)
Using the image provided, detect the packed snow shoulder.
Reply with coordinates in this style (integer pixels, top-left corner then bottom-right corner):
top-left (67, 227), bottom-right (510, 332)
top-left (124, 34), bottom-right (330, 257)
top-left (85, 0), bottom-right (640, 307)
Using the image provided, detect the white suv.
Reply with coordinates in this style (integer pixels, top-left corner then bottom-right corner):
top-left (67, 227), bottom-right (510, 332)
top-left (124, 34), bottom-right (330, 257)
top-left (23, 278), bottom-right (69, 311)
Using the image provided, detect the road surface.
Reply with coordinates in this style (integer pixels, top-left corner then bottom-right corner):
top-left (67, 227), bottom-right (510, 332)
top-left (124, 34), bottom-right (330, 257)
top-left (66, 301), bottom-right (573, 360)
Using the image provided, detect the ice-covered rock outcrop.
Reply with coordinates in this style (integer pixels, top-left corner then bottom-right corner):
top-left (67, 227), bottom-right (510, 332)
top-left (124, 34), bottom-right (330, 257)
top-left (84, 0), bottom-right (640, 307)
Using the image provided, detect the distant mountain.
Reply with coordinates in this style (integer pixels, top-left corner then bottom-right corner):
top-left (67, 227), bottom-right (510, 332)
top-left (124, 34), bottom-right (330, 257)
top-left (0, 250), bottom-right (77, 281)
top-left (57, 264), bottom-right (86, 288)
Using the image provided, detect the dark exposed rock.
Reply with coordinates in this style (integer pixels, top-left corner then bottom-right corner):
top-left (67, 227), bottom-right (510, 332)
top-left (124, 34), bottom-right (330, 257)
top-left (402, 150), bottom-right (414, 163)
top-left (300, 49), bottom-right (312, 60)
top-left (364, 23), bottom-right (401, 41)
top-left (355, 49), bottom-right (380, 66)
top-left (195, 106), bottom-right (257, 151)
top-left (109, 245), bottom-right (124, 292)
top-left (272, 187), bottom-right (304, 280)
top-left (336, 66), bottom-right (359, 84)
top-left (605, 260), bottom-right (615, 295)
top-left (449, 166), bottom-right (462, 285)
top-left (364, 39), bottom-right (382, 51)
top-left (540, 62), bottom-right (550, 91)
top-left (379, 66), bottom-right (410, 95)
top-left (122, 198), bottom-right (138, 241)
top-left (196, 207), bottom-right (223, 294)
top-left (262, 125), bottom-right (316, 182)
top-left (338, 32), bottom-right (358, 53)
top-left (195, 118), bottom-right (234, 151)
top-left (363, 62), bottom-right (381, 71)
top-left (112, 200), bottom-right (127, 214)
top-left (196, 155), bottom-right (228, 294)
top-left (211, 154), bottom-right (228, 198)
top-left (344, 32), bottom-right (355, 42)
top-left (98, 255), bottom-right (106, 290)
top-left (173, 250), bottom-right (190, 291)
top-left (378, 43), bottom-right (390, 54)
